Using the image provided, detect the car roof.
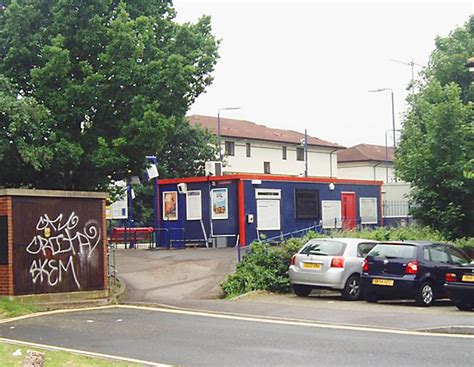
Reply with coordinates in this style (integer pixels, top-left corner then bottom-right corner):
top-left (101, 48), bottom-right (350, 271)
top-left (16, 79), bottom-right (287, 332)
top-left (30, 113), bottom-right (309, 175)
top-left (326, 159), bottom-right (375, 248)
top-left (306, 238), bottom-right (378, 244)
top-left (377, 240), bottom-right (450, 246)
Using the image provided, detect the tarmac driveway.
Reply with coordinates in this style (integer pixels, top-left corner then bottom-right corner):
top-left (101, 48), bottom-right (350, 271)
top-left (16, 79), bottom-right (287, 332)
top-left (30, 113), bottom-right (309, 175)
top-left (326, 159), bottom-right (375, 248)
top-left (114, 247), bottom-right (237, 303)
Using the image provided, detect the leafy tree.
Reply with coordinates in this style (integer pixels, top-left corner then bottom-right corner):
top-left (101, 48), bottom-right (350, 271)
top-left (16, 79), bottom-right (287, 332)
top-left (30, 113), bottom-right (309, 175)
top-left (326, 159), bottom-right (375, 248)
top-left (396, 17), bottom-right (473, 238)
top-left (132, 117), bottom-right (217, 225)
top-left (0, 75), bottom-right (57, 186)
top-left (0, 0), bottom-right (219, 190)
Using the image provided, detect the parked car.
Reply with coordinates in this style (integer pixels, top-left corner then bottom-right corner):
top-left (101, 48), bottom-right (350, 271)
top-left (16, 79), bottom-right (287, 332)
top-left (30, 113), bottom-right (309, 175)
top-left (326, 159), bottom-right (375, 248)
top-left (445, 264), bottom-right (474, 311)
top-left (360, 241), bottom-right (472, 306)
top-left (289, 238), bottom-right (378, 300)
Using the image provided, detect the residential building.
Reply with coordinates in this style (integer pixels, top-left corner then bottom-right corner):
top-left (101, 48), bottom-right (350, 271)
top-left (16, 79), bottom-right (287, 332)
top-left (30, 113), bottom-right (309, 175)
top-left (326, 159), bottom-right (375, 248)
top-left (188, 115), bottom-right (343, 178)
top-left (337, 144), bottom-right (396, 183)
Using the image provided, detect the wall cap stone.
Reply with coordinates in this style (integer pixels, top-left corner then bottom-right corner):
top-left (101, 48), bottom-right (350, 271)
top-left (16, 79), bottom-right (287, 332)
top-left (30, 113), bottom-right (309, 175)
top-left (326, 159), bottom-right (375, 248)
top-left (0, 189), bottom-right (108, 199)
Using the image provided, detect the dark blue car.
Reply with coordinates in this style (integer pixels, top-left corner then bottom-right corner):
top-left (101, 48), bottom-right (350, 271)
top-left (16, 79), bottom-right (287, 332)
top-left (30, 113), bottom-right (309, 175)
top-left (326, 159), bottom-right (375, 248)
top-left (360, 241), bottom-right (472, 307)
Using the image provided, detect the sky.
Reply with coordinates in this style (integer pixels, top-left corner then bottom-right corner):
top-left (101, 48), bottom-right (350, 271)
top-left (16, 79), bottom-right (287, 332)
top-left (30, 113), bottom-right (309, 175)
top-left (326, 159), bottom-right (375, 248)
top-left (173, 0), bottom-right (473, 148)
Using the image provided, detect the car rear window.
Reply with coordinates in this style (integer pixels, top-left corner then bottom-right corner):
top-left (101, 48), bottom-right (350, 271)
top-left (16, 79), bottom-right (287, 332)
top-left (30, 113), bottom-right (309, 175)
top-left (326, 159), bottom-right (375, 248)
top-left (300, 240), bottom-right (346, 256)
top-left (367, 244), bottom-right (416, 259)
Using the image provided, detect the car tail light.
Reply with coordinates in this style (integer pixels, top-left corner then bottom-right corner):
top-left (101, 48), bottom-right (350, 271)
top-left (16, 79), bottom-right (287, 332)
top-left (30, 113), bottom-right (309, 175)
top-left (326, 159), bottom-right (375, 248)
top-left (331, 256), bottom-right (345, 268)
top-left (405, 261), bottom-right (418, 274)
top-left (445, 273), bottom-right (457, 282)
top-left (362, 259), bottom-right (369, 272)
top-left (290, 255), bottom-right (296, 266)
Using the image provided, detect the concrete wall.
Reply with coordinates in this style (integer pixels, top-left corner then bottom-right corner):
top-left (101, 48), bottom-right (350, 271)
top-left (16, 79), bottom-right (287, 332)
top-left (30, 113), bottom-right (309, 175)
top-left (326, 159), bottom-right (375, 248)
top-left (338, 162), bottom-right (396, 183)
top-left (221, 139), bottom-right (338, 177)
top-left (382, 183), bottom-right (411, 201)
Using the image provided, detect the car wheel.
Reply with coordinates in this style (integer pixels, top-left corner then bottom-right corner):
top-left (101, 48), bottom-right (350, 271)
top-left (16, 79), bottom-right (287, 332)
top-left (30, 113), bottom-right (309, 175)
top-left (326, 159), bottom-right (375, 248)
top-left (342, 275), bottom-right (361, 301)
top-left (365, 292), bottom-right (378, 303)
top-left (415, 282), bottom-right (435, 307)
top-left (293, 284), bottom-right (312, 297)
top-left (454, 300), bottom-right (473, 311)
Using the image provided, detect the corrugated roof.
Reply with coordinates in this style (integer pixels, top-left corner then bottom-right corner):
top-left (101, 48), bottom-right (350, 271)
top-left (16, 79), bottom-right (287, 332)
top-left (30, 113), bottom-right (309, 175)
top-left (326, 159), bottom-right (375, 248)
top-left (188, 115), bottom-right (344, 149)
top-left (337, 144), bottom-right (394, 163)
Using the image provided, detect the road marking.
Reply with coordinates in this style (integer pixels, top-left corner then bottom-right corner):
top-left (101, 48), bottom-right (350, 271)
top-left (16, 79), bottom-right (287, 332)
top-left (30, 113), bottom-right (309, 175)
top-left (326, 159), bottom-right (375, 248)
top-left (0, 337), bottom-right (171, 367)
top-left (115, 305), bottom-right (474, 339)
top-left (1, 304), bottom-right (473, 339)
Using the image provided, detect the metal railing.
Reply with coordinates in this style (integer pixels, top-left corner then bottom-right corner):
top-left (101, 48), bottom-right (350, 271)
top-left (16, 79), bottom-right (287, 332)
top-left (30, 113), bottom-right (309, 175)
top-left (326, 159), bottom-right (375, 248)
top-left (383, 200), bottom-right (411, 218)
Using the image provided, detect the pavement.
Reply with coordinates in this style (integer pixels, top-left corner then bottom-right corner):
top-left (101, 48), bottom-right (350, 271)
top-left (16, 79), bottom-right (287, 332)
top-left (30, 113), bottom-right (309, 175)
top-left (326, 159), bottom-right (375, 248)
top-left (114, 247), bottom-right (474, 333)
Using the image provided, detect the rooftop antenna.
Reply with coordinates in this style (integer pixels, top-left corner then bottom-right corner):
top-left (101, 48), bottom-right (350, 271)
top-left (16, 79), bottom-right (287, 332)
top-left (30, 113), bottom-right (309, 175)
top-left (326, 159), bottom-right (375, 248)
top-left (390, 58), bottom-right (423, 97)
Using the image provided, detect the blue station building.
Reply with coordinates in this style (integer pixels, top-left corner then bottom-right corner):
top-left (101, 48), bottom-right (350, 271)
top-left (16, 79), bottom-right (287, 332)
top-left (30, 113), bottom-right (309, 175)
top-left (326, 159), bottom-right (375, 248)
top-left (156, 174), bottom-right (383, 248)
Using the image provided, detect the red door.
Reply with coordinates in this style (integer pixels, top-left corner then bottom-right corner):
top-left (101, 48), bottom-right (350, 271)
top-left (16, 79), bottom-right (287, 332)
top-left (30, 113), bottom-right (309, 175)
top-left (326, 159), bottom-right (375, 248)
top-left (341, 192), bottom-right (356, 230)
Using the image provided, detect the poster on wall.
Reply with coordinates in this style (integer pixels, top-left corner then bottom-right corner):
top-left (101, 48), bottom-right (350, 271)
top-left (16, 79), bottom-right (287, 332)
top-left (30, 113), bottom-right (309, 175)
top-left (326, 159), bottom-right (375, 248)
top-left (186, 190), bottom-right (202, 220)
top-left (360, 197), bottom-right (378, 224)
top-left (257, 199), bottom-right (280, 230)
top-left (211, 188), bottom-right (228, 220)
top-left (163, 191), bottom-right (178, 221)
top-left (321, 200), bottom-right (342, 229)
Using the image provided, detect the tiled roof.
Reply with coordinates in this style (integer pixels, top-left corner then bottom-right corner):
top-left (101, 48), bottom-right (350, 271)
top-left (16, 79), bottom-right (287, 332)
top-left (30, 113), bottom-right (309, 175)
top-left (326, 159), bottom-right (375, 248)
top-left (337, 144), bottom-right (394, 163)
top-left (187, 115), bottom-right (344, 149)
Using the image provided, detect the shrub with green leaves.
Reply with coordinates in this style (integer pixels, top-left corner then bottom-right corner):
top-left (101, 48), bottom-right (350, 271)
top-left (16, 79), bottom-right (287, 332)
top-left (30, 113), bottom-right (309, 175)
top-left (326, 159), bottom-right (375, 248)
top-left (221, 226), bottom-right (473, 298)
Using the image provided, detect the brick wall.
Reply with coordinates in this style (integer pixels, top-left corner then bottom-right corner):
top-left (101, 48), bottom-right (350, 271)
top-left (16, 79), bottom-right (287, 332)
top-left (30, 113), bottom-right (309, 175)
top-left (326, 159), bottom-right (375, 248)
top-left (102, 199), bottom-right (108, 290)
top-left (0, 196), bottom-right (13, 295)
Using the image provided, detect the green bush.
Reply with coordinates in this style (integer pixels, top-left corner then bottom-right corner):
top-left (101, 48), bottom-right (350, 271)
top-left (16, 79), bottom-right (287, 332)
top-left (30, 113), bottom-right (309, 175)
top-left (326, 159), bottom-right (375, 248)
top-left (221, 226), bottom-right (473, 298)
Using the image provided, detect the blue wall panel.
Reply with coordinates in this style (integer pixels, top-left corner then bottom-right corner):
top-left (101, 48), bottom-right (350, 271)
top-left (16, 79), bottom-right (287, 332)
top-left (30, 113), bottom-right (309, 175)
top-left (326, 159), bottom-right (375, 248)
top-left (160, 178), bottom-right (381, 247)
top-left (159, 180), bottom-right (239, 247)
top-left (243, 180), bottom-right (381, 245)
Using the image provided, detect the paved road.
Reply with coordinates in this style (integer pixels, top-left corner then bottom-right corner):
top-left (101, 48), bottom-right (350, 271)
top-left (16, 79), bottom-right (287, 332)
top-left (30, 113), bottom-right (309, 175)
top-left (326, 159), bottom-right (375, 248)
top-left (114, 247), bottom-right (474, 332)
top-left (0, 306), bottom-right (472, 367)
top-left (115, 247), bottom-right (237, 301)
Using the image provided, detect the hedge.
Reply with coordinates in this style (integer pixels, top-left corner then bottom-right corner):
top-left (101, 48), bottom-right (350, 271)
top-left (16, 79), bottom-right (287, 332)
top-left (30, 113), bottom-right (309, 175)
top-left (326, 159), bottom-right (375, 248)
top-left (221, 226), bottom-right (474, 298)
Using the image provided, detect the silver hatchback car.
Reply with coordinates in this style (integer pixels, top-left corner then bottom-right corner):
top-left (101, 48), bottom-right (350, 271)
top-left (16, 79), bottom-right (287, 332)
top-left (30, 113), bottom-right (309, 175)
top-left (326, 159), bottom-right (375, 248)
top-left (289, 238), bottom-right (378, 300)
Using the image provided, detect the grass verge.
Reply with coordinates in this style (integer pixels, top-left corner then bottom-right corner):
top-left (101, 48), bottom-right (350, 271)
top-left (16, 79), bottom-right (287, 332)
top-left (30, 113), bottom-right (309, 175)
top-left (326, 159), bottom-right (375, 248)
top-left (0, 297), bottom-right (38, 319)
top-left (0, 342), bottom-right (140, 366)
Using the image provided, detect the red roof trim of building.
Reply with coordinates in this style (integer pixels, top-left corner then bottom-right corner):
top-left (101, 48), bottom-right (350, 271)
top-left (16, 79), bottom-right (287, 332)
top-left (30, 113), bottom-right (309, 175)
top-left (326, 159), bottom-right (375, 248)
top-left (158, 174), bottom-right (383, 186)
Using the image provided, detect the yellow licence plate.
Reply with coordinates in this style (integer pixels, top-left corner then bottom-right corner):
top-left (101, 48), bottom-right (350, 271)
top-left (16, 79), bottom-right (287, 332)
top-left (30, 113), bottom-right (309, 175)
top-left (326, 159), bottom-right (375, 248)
top-left (461, 274), bottom-right (474, 282)
top-left (372, 279), bottom-right (394, 286)
top-left (303, 263), bottom-right (321, 270)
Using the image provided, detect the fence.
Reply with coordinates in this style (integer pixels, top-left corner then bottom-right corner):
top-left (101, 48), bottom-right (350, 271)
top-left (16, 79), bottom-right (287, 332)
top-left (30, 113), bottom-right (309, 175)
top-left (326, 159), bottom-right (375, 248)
top-left (383, 200), bottom-right (410, 218)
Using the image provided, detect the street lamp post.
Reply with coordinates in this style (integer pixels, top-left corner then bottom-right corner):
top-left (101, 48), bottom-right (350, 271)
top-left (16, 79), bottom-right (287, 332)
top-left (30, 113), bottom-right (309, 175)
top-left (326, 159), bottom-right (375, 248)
top-left (217, 107), bottom-right (241, 161)
top-left (304, 129), bottom-right (308, 177)
top-left (369, 88), bottom-right (397, 150)
top-left (384, 129), bottom-right (401, 183)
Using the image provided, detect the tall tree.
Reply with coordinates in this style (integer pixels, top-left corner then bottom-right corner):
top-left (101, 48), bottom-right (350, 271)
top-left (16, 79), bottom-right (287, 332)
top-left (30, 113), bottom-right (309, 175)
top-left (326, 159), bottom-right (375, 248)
top-left (396, 16), bottom-right (473, 238)
top-left (0, 0), bottom-right (219, 190)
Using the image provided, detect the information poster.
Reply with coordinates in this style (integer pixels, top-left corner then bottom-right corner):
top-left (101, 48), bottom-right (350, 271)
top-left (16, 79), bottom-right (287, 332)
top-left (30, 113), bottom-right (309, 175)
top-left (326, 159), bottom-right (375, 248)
top-left (360, 197), bottom-right (378, 224)
top-left (186, 190), bottom-right (202, 220)
top-left (321, 200), bottom-right (342, 229)
top-left (257, 199), bottom-right (280, 230)
top-left (163, 191), bottom-right (178, 221)
top-left (211, 188), bottom-right (228, 220)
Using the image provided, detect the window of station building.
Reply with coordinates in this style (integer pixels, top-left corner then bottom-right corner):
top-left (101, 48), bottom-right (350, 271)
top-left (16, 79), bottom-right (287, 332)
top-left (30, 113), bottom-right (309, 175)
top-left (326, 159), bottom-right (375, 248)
top-left (225, 141), bottom-right (235, 156)
top-left (264, 161), bottom-right (271, 174)
top-left (282, 146), bottom-right (287, 160)
top-left (295, 189), bottom-right (320, 219)
top-left (296, 147), bottom-right (304, 161)
top-left (246, 143), bottom-right (251, 157)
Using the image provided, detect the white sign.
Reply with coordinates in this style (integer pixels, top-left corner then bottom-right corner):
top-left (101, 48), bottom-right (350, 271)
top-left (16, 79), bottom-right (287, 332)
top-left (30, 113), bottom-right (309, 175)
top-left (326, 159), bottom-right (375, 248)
top-left (146, 164), bottom-right (159, 180)
top-left (360, 197), bottom-right (378, 224)
top-left (186, 190), bottom-right (202, 220)
top-left (257, 199), bottom-right (280, 230)
top-left (106, 193), bottom-right (128, 220)
top-left (321, 200), bottom-right (342, 229)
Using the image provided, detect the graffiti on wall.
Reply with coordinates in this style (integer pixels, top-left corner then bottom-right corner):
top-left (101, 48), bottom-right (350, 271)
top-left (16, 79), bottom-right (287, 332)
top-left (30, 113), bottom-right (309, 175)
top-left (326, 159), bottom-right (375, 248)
top-left (25, 212), bottom-right (100, 289)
